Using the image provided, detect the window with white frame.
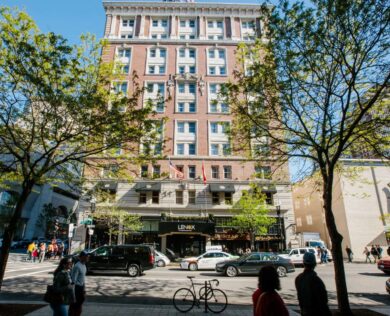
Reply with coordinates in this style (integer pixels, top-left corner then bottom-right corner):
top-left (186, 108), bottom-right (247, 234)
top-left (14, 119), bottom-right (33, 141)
top-left (254, 166), bottom-right (272, 179)
top-left (150, 18), bottom-right (169, 39)
top-left (176, 82), bottom-right (197, 113)
top-left (147, 47), bottom-right (167, 75)
top-left (140, 120), bottom-right (164, 156)
top-left (306, 215), bottom-right (313, 225)
top-left (115, 48), bottom-right (131, 74)
top-left (178, 18), bottom-right (197, 40)
top-left (241, 19), bottom-right (256, 41)
top-left (207, 48), bottom-right (227, 76)
top-left (144, 82), bottom-right (165, 113)
top-left (120, 17), bottom-right (136, 39)
top-left (177, 47), bottom-right (197, 74)
top-left (175, 120), bottom-right (197, 156)
top-left (208, 83), bottom-right (229, 113)
top-left (296, 217), bottom-right (302, 227)
top-left (113, 82), bottom-right (128, 96)
top-left (209, 121), bottom-right (231, 156)
top-left (207, 19), bottom-right (224, 40)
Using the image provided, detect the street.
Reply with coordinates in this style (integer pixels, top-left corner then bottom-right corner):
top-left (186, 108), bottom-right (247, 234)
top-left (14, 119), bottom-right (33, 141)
top-left (1, 253), bottom-right (389, 308)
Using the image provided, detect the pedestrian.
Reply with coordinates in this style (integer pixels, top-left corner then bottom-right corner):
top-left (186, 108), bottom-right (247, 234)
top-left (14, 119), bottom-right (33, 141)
top-left (252, 265), bottom-right (289, 316)
top-left (370, 245), bottom-right (378, 263)
top-left (39, 243), bottom-right (46, 263)
top-left (363, 247), bottom-right (371, 263)
top-left (57, 243), bottom-right (64, 259)
top-left (317, 247), bottom-right (322, 263)
top-left (295, 252), bottom-right (331, 316)
top-left (27, 241), bottom-right (35, 262)
top-left (376, 245), bottom-right (382, 259)
top-left (345, 246), bottom-right (353, 263)
top-left (47, 243), bottom-right (54, 260)
top-left (32, 247), bottom-right (39, 263)
top-left (69, 251), bottom-right (89, 316)
top-left (53, 243), bottom-right (59, 259)
top-left (50, 257), bottom-right (75, 316)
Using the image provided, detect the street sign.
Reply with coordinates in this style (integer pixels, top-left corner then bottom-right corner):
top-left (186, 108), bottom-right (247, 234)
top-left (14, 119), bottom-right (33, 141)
top-left (88, 229), bottom-right (94, 236)
top-left (68, 223), bottom-right (74, 238)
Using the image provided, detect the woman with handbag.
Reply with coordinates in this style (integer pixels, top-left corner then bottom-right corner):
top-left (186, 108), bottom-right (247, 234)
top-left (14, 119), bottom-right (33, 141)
top-left (50, 258), bottom-right (74, 316)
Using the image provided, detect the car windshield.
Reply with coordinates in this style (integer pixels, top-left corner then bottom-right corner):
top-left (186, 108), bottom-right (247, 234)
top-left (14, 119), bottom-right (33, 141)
top-left (280, 249), bottom-right (291, 254)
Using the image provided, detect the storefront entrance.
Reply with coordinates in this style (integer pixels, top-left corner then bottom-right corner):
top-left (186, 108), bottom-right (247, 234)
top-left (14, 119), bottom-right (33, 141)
top-left (167, 234), bottom-right (206, 257)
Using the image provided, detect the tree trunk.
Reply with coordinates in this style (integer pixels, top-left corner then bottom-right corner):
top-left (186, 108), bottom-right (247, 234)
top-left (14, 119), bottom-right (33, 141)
top-left (0, 182), bottom-right (34, 292)
top-left (323, 173), bottom-right (352, 315)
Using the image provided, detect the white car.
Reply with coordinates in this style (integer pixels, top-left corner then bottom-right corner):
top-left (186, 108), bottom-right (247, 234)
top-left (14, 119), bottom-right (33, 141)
top-left (180, 251), bottom-right (239, 271)
top-left (279, 247), bottom-right (321, 265)
top-left (155, 250), bottom-right (171, 267)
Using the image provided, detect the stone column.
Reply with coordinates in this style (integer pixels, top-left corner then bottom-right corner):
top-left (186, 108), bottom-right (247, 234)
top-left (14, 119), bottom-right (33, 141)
top-left (161, 235), bottom-right (167, 253)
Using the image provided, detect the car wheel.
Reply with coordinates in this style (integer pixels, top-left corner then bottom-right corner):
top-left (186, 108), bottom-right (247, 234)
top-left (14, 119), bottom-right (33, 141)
top-left (188, 263), bottom-right (198, 271)
top-left (157, 259), bottom-right (166, 267)
top-left (226, 266), bottom-right (238, 277)
top-left (127, 264), bottom-right (140, 277)
top-left (276, 266), bottom-right (287, 277)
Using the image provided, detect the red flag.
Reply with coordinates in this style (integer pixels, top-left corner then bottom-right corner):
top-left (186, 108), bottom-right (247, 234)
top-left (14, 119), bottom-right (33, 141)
top-left (202, 161), bottom-right (207, 185)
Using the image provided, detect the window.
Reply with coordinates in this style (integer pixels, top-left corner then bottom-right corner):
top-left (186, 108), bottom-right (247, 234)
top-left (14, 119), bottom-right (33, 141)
top-left (179, 49), bottom-right (185, 58)
top-left (152, 20), bottom-right (158, 27)
top-left (177, 143), bottom-right (184, 155)
top-left (160, 49), bottom-right (166, 58)
top-left (153, 165), bottom-right (160, 178)
top-left (189, 84), bottom-right (196, 94)
top-left (189, 35), bottom-right (195, 39)
top-left (211, 144), bottom-right (219, 155)
top-left (209, 84), bottom-right (217, 94)
top-left (139, 192), bottom-right (147, 204)
top-left (150, 49), bottom-right (156, 57)
top-left (148, 66), bottom-right (155, 74)
top-left (180, 35), bottom-right (186, 39)
top-left (159, 66), bottom-right (165, 74)
top-left (146, 83), bottom-right (154, 93)
top-left (225, 192), bottom-right (232, 205)
top-left (180, 20), bottom-right (186, 27)
top-left (179, 66), bottom-right (185, 74)
top-left (210, 103), bottom-right (217, 113)
top-left (255, 166), bottom-right (272, 179)
top-left (222, 143), bottom-right (231, 156)
top-left (114, 82), bottom-right (128, 94)
top-left (189, 49), bottom-right (196, 58)
top-left (178, 84), bottom-right (185, 93)
top-left (178, 102), bottom-right (185, 112)
top-left (177, 122), bottom-right (185, 133)
top-left (118, 49), bottom-right (131, 58)
top-left (141, 165), bottom-right (148, 177)
top-left (217, 21), bottom-right (223, 28)
top-left (188, 143), bottom-right (196, 155)
top-left (223, 166), bottom-right (232, 179)
top-left (211, 166), bottom-right (219, 179)
top-left (152, 191), bottom-right (159, 204)
top-left (212, 192), bottom-right (220, 205)
top-left (219, 50), bottom-right (225, 58)
top-left (210, 122), bottom-right (218, 133)
top-left (296, 217), bottom-right (302, 227)
top-left (162, 20), bottom-right (168, 27)
top-left (189, 103), bottom-right (196, 112)
top-left (221, 103), bottom-right (229, 113)
top-left (220, 67), bottom-right (226, 75)
top-left (189, 66), bottom-right (196, 74)
top-left (265, 192), bottom-right (273, 205)
top-left (122, 65), bottom-right (129, 74)
top-left (176, 191), bottom-right (184, 204)
top-left (189, 20), bottom-right (195, 27)
top-left (188, 122), bottom-right (196, 133)
top-left (188, 191), bottom-right (196, 204)
top-left (306, 215), bottom-right (313, 225)
top-left (209, 50), bottom-right (215, 58)
top-left (208, 21), bottom-right (213, 28)
top-left (209, 67), bottom-right (216, 75)
top-left (188, 165), bottom-right (196, 179)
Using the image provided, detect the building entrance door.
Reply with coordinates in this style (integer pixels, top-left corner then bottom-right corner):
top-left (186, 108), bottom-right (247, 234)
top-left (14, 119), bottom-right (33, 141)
top-left (167, 234), bottom-right (206, 257)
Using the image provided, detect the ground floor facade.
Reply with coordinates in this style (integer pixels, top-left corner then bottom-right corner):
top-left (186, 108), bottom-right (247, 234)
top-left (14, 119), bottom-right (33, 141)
top-left (79, 179), bottom-right (295, 256)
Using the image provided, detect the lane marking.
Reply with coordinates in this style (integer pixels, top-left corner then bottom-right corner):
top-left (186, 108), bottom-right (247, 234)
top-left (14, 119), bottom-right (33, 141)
top-left (6, 265), bottom-right (56, 273)
top-left (4, 268), bottom-right (54, 280)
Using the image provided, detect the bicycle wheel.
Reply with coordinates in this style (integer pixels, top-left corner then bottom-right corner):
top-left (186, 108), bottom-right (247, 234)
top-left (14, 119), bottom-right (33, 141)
top-left (173, 288), bottom-right (195, 313)
top-left (206, 289), bottom-right (228, 314)
top-left (199, 286), bottom-right (212, 300)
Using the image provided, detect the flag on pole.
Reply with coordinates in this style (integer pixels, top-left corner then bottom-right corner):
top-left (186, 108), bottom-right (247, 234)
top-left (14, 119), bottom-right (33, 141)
top-left (169, 160), bottom-right (184, 179)
top-left (202, 160), bottom-right (207, 185)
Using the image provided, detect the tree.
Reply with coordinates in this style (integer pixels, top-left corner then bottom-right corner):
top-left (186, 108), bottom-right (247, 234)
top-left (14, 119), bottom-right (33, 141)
top-left (93, 206), bottom-right (143, 245)
top-left (0, 8), bottom-right (157, 290)
top-left (225, 1), bottom-right (389, 314)
top-left (230, 187), bottom-right (275, 250)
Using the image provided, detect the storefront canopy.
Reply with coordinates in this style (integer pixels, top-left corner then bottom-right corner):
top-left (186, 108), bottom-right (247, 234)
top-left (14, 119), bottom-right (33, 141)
top-left (134, 183), bottom-right (161, 192)
top-left (209, 183), bottom-right (235, 193)
top-left (159, 221), bottom-right (215, 235)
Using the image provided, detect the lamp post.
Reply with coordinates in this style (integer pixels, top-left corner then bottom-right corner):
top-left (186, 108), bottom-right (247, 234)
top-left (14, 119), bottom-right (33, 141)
top-left (88, 196), bottom-right (96, 250)
top-left (276, 204), bottom-right (284, 251)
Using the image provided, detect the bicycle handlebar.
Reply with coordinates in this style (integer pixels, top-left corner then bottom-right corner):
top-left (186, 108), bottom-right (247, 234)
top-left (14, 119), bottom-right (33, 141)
top-left (186, 276), bottom-right (220, 286)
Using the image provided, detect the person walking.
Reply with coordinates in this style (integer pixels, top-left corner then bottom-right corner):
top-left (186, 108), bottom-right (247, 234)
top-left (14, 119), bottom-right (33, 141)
top-left (295, 252), bottom-right (331, 316)
top-left (47, 243), bottom-right (54, 260)
top-left (50, 258), bottom-right (75, 316)
top-left (376, 245), bottom-right (382, 259)
top-left (27, 241), bottom-right (35, 262)
top-left (371, 245), bottom-right (378, 263)
top-left (32, 247), bottom-right (39, 263)
top-left (69, 251), bottom-right (88, 316)
top-left (39, 243), bottom-right (46, 263)
top-left (363, 247), bottom-right (371, 263)
top-left (345, 246), bottom-right (353, 263)
top-left (252, 265), bottom-right (289, 316)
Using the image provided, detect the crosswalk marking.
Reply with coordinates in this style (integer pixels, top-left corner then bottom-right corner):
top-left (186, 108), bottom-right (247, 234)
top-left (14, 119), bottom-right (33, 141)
top-left (4, 268), bottom-right (54, 280)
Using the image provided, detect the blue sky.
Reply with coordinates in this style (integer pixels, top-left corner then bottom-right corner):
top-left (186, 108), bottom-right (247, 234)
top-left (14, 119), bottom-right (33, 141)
top-left (2, 0), bottom-right (267, 44)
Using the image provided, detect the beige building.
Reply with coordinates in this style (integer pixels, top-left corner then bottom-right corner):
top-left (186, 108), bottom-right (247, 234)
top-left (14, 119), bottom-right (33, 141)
top-left (293, 159), bottom-right (390, 260)
top-left (80, 0), bottom-right (296, 256)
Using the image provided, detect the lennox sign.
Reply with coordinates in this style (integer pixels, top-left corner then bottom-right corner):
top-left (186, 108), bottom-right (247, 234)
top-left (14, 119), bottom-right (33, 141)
top-left (177, 224), bottom-right (196, 232)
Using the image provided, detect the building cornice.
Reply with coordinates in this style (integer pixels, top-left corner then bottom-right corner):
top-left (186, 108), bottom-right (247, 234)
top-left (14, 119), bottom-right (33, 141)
top-left (105, 37), bottom-right (256, 46)
top-left (103, 1), bottom-right (263, 17)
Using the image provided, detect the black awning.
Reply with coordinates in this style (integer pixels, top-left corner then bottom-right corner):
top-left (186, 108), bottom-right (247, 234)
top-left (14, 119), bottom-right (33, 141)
top-left (134, 182), bottom-right (161, 192)
top-left (209, 183), bottom-right (235, 193)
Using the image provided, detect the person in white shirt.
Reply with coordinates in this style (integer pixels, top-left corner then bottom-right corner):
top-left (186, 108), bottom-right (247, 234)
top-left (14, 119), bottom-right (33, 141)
top-left (69, 251), bottom-right (88, 316)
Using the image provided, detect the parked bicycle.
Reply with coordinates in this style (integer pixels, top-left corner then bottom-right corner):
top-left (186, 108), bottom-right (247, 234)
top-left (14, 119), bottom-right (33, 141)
top-left (173, 276), bottom-right (228, 313)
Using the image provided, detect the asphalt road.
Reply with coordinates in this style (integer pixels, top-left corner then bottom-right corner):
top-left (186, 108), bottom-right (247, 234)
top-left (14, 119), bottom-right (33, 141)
top-left (1, 253), bottom-right (389, 307)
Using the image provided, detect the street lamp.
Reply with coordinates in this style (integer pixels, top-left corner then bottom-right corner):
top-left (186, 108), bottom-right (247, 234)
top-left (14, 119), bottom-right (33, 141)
top-left (276, 204), bottom-right (284, 251)
top-left (88, 196), bottom-right (96, 250)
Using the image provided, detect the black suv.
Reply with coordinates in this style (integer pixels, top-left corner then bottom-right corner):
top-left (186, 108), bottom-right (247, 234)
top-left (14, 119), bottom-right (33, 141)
top-left (87, 244), bottom-right (155, 277)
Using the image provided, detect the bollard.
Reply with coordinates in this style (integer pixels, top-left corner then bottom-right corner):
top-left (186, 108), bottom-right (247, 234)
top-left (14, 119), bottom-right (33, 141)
top-left (204, 280), bottom-right (208, 313)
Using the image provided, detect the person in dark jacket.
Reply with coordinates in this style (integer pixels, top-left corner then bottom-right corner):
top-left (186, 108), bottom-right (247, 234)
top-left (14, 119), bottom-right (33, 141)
top-left (295, 252), bottom-right (331, 316)
top-left (345, 246), bottom-right (353, 263)
top-left (51, 258), bottom-right (74, 316)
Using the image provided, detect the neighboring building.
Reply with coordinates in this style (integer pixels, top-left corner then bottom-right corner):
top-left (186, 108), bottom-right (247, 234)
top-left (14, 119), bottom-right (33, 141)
top-left (82, 0), bottom-right (295, 256)
top-left (293, 159), bottom-right (390, 260)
